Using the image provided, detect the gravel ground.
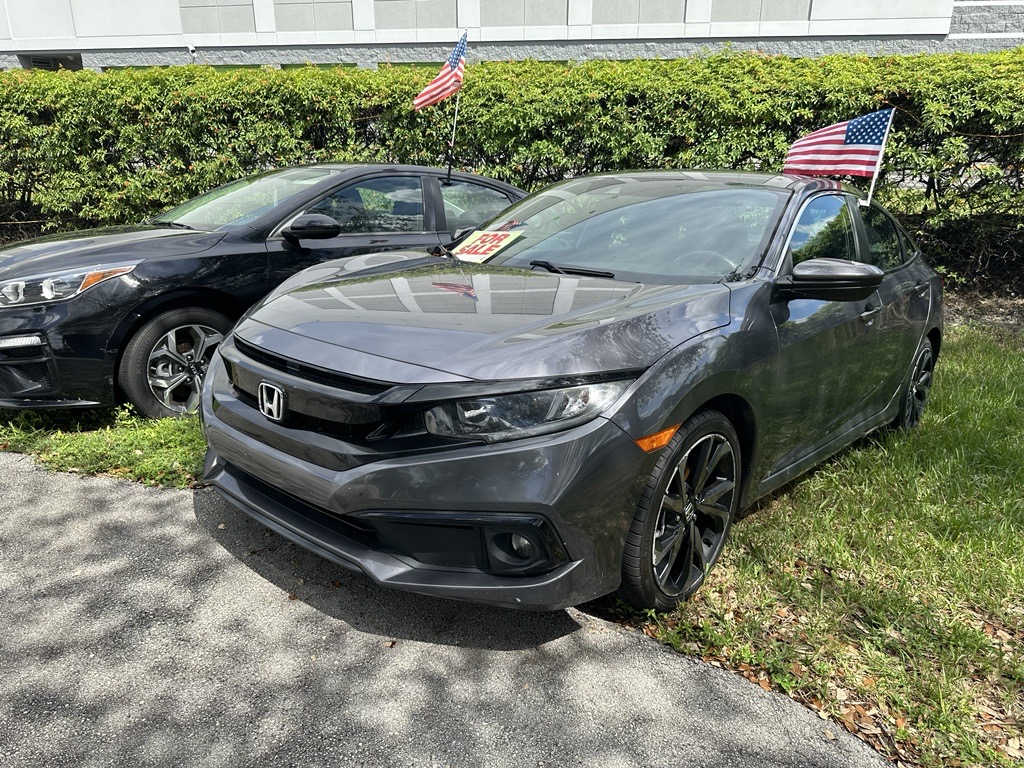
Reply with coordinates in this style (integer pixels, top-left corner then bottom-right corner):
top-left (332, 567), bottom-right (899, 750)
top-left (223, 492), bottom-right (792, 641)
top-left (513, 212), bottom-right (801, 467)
top-left (0, 452), bottom-right (888, 768)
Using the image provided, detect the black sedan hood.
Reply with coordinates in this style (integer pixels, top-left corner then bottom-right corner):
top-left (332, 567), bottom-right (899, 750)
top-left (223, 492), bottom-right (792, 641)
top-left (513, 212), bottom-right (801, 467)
top-left (236, 261), bottom-right (731, 382)
top-left (0, 225), bottom-right (225, 279)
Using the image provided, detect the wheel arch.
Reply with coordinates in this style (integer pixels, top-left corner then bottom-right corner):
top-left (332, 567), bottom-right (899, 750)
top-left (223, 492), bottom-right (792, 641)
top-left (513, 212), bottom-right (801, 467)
top-left (110, 288), bottom-right (247, 402)
top-left (927, 326), bottom-right (942, 361)
top-left (690, 393), bottom-right (758, 507)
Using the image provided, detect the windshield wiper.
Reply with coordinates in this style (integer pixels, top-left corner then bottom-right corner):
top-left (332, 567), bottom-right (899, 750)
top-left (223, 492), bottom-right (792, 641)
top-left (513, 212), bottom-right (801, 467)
top-left (150, 220), bottom-right (197, 230)
top-left (529, 260), bottom-right (567, 274)
top-left (529, 260), bottom-right (615, 279)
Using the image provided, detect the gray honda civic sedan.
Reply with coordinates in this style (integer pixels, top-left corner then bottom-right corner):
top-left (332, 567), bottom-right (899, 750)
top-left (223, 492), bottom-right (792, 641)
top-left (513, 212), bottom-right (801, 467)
top-left (201, 171), bottom-right (942, 611)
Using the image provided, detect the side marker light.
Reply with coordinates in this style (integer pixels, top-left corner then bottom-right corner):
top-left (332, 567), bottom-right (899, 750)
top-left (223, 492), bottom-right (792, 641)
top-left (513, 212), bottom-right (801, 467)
top-left (635, 424), bottom-right (680, 453)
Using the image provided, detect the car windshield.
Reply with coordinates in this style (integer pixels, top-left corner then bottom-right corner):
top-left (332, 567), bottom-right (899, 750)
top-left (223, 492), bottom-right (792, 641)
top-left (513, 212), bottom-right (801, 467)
top-left (151, 167), bottom-right (340, 231)
top-left (475, 177), bottom-right (787, 284)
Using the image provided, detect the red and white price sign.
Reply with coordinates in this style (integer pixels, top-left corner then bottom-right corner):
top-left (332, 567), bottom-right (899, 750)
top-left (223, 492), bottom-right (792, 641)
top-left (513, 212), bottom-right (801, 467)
top-left (452, 231), bottom-right (522, 262)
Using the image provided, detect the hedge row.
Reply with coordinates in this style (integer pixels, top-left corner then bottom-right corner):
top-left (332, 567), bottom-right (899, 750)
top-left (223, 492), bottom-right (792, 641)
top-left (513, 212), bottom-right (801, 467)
top-left (1, 50), bottom-right (1023, 290)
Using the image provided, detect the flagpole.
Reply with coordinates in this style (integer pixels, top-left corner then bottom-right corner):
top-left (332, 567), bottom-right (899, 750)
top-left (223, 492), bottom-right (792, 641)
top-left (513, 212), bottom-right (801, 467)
top-left (862, 108), bottom-right (895, 208)
top-left (445, 88), bottom-right (461, 185)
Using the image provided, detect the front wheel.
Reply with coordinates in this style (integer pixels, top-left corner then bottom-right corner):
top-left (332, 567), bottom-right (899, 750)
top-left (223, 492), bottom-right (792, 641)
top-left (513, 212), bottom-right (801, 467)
top-left (118, 308), bottom-right (233, 419)
top-left (619, 410), bottom-right (741, 611)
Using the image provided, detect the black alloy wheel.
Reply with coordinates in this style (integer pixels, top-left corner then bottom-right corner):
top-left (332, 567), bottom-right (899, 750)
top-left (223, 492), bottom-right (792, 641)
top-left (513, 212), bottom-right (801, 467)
top-left (894, 338), bottom-right (934, 430)
top-left (118, 307), bottom-right (233, 419)
top-left (620, 409), bottom-right (741, 611)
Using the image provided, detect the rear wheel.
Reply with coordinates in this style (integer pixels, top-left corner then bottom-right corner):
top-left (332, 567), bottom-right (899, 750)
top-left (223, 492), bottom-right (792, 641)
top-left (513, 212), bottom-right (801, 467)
top-left (893, 338), bottom-right (934, 430)
top-left (118, 308), bottom-right (232, 419)
top-left (619, 410), bottom-right (740, 611)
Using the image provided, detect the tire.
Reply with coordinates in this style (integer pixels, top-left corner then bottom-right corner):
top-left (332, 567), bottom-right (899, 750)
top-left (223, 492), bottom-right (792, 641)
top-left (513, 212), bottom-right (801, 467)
top-left (118, 307), bottom-right (232, 419)
top-left (619, 409), bottom-right (741, 611)
top-left (892, 338), bottom-right (935, 431)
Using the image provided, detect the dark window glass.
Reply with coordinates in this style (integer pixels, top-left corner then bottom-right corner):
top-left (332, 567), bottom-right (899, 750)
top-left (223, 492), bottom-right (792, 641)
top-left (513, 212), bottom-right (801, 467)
top-left (897, 224), bottom-right (919, 261)
top-left (308, 177), bottom-right (424, 233)
top-left (789, 196), bottom-right (858, 265)
top-left (860, 204), bottom-right (905, 269)
top-left (439, 180), bottom-right (512, 231)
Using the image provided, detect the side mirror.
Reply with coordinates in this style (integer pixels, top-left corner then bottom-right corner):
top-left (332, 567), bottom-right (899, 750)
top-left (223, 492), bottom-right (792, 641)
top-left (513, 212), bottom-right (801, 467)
top-left (448, 227), bottom-right (474, 244)
top-left (776, 258), bottom-right (883, 302)
top-left (283, 214), bottom-right (342, 242)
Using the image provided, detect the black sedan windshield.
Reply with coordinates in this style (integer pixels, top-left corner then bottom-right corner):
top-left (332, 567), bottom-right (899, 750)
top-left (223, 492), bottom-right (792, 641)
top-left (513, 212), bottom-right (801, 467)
top-left (151, 167), bottom-right (341, 231)
top-left (477, 176), bottom-right (787, 283)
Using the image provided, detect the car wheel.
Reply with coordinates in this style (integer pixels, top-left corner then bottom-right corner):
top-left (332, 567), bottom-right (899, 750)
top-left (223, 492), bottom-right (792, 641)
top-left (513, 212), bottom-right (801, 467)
top-left (619, 410), bottom-right (740, 612)
top-left (118, 308), bottom-right (232, 419)
top-left (893, 338), bottom-right (934, 430)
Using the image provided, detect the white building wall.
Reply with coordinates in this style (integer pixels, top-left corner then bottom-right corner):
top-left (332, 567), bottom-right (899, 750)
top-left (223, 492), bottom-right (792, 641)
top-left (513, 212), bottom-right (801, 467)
top-left (0, 0), bottom-right (1018, 69)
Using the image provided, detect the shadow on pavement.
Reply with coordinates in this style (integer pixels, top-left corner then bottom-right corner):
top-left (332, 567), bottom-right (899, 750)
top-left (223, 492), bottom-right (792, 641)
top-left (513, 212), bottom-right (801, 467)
top-left (191, 487), bottom-right (584, 650)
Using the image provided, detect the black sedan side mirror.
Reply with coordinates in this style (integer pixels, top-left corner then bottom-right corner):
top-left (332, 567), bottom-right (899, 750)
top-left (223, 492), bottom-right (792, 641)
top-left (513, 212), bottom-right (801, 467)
top-left (776, 258), bottom-right (884, 302)
top-left (283, 214), bottom-right (342, 242)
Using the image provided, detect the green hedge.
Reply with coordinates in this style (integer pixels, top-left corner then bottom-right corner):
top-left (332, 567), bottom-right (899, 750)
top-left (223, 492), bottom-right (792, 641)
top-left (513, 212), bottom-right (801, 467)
top-left (1, 50), bottom-right (1022, 289)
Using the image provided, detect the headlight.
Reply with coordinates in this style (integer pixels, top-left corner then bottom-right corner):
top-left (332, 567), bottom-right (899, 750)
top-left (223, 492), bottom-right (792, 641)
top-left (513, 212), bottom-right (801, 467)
top-left (0, 261), bottom-right (139, 308)
top-left (424, 380), bottom-right (630, 443)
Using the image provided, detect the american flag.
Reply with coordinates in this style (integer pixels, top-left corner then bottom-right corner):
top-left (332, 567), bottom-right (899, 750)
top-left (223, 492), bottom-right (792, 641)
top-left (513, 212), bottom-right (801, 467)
top-left (412, 33), bottom-right (467, 111)
top-left (432, 281), bottom-right (478, 302)
top-left (783, 108), bottom-right (894, 178)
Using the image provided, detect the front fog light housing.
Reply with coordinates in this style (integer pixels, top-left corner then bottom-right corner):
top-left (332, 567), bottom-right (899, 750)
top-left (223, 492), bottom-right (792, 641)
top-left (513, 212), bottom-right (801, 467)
top-left (424, 379), bottom-right (630, 442)
top-left (510, 533), bottom-right (535, 560)
top-left (358, 512), bottom-right (570, 576)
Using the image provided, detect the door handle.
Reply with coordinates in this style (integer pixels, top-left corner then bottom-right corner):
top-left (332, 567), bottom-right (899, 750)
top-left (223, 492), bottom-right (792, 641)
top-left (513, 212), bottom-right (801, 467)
top-left (860, 302), bottom-right (881, 324)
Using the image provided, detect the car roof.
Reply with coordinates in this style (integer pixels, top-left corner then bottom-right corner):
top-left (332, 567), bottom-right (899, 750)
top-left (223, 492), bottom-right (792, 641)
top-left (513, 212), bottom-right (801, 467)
top-left (568, 170), bottom-right (858, 198)
top-left (285, 163), bottom-right (525, 193)
top-left (285, 162), bottom-right (499, 177)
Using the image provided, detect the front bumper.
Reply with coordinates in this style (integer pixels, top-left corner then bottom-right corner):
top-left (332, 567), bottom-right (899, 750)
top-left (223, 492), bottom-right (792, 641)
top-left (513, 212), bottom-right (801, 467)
top-left (202, 379), bottom-right (652, 610)
top-left (0, 298), bottom-right (121, 409)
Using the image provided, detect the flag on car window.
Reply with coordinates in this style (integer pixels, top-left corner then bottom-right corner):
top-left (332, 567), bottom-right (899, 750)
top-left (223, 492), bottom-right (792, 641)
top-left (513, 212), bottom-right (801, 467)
top-left (413, 33), bottom-right (468, 111)
top-left (783, 108), bottom-right (894, 178)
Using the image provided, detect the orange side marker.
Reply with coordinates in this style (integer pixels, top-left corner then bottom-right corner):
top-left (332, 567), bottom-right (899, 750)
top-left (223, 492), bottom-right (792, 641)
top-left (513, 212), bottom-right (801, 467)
top-left (634, 424), bottom-right (680, 453)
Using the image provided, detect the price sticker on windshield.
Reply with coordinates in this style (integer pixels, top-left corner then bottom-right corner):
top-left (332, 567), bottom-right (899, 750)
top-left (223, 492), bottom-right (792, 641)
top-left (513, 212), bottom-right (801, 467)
top-left (452, 231), bottom-right (522, 263)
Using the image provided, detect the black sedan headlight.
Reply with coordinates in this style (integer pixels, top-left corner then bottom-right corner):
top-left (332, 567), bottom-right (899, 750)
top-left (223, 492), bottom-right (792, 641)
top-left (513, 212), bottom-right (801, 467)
top-left (0, 261), bottom-right (139, 308)
top-left (424, 381), bottom-right (630, 443)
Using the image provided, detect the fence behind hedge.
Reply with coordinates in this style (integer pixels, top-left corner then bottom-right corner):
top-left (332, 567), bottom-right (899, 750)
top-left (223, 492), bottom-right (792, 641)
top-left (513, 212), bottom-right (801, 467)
top-left (1, 50), bottom-right (1022, 289)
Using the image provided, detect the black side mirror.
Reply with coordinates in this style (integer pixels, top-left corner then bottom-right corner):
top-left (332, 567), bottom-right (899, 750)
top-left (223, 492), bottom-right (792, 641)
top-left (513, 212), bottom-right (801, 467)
top-left (283, 214), bottom-right (342, 242)
top-left (776, 258), bottom-right (884, 302)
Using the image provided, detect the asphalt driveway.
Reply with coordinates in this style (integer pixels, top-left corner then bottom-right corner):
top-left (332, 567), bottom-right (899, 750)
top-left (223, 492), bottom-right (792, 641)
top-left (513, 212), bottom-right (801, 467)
top-left (0, 452), bottom-right (887, 768)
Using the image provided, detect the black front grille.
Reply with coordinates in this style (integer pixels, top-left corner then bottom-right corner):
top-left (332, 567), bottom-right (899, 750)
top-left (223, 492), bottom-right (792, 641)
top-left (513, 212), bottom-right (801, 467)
top-left (0, 346), bottom-right (46, 362)
top-left (0, 341), bottom-right (57, 396)
top-left (230, 463), bottom-right (382, 547)
top-left (220, 337), bottom-right (472, 467)
top-left (234, 338), bottom-right (391, 396)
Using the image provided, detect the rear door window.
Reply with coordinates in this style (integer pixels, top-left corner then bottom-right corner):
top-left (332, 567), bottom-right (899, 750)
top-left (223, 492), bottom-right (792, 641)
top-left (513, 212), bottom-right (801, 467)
top-left (439, 180), bottom-right (513, 232)
top-left (859, 204), bottom-right (905, 270)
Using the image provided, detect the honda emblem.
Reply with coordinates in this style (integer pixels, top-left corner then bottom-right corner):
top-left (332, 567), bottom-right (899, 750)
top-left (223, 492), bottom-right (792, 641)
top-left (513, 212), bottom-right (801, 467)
top-left (257, 381), bottom-right (287, 422)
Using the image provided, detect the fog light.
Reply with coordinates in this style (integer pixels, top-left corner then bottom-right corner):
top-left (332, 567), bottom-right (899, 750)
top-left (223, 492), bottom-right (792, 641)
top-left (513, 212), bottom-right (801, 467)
top-left (0, 335), bottom-right (44, 350)
top-left (510, 533), bottom-right (535, 560)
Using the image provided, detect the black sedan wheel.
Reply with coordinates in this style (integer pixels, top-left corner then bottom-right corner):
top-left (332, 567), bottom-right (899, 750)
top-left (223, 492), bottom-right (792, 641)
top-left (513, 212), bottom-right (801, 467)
top-left (894, 338), bottom-right (934, 430)
top-left (119, 308), bottom-right (232, 418)
top-left (620, 410), bottom-right (740, 611)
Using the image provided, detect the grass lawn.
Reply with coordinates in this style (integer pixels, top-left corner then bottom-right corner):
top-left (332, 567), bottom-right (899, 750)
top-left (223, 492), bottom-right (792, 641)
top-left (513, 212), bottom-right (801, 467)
top-left (2, 324), bottom-right (1021, 767)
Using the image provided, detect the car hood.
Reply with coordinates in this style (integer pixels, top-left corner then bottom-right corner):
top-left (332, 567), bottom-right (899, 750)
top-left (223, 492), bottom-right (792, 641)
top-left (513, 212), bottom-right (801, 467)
top-left (0, 225), bottom-right (225, 279)
top-left (235, 261), bottom-right (731, 382)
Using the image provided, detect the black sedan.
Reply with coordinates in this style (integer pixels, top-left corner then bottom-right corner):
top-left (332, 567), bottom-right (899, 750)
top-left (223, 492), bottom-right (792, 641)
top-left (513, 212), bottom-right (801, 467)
top-left (200, 171), bottom-right (942, 611)
top-left (0, 165), bottom-right (524, 417)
